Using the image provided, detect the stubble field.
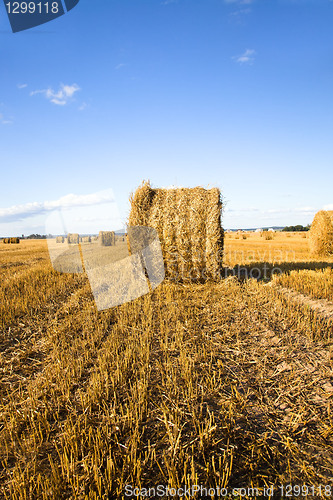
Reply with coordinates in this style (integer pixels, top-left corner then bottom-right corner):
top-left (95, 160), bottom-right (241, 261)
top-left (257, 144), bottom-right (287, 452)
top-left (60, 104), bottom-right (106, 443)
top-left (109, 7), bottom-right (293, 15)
top-left (0, 232), bottom-right (332, 499)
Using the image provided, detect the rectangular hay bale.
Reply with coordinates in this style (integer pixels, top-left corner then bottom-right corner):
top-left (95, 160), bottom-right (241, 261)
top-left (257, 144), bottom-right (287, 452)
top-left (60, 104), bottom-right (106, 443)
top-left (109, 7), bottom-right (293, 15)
top-left (99, 231), bottom-right (116, 246)
top-left (128, 181), bottom-right (224, 281)
top-left (67, 233), bottom-right (79, 244)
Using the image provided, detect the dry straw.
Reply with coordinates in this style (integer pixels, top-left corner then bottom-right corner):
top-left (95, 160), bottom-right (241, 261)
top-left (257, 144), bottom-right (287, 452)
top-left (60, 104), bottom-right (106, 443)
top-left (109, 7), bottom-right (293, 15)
top-left (56, 236), bottom-right (64, 243)
top-left (128, 181), bottom-right (224, 281)
top-left (67, 233), bottom-right (79, 244)
top-left (99, 231), bottom-right (116, 246)
top-left (309, 210), bottom-right (333, 256)
top-left (9, 237), bottom-right (20, 244)
top-left (82, 236), bottom-right (91, 243)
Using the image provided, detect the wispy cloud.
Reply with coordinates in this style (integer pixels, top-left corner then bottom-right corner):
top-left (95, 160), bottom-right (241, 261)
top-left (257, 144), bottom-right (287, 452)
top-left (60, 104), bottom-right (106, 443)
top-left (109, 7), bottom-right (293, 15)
top-left (78, 102), bottom-right (88, 111)
top-left (225, 206), bottom-right (317, 219)
top-left (225, 0), bottom-right (254, 4)
top-left (17, 83), bottom-right (28, 89)
top-left (30, 83), bottom-right (80, 106)
top-left (115, 63), bottom-right (127, 70)
top-left (229, 7), bottom-right (251, 18)
top-left (161, 0), bottom-right (178, 5)
top-left (323, 204), bottom-right (333, 210)
top-left (234, 48), bottom-right (256, 64)
top-left (0, 191), bottom-right (115, 223)
top-left (0, 113), bottom-right (13, 125)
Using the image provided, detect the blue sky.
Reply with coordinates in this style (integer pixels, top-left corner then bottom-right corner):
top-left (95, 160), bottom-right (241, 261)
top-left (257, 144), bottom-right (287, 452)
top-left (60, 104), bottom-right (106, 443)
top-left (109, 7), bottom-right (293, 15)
top-left (1, 0), bottom-right (333, 235)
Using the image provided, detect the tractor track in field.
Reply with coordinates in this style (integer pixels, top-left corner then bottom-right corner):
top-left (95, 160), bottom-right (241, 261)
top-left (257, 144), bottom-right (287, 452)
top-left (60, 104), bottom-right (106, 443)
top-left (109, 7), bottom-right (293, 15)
top-left (269, 282), bottom-right (333, 321)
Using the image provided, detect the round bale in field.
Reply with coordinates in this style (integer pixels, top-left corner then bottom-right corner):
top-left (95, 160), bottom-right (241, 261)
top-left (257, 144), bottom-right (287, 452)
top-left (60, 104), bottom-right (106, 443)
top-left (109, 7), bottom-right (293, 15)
top-left (56, 236), bottom-right (64, 243)
top-left (128, 181), bottom-right (224, 281)
top-left (309, 210), bottom-right (333, 256)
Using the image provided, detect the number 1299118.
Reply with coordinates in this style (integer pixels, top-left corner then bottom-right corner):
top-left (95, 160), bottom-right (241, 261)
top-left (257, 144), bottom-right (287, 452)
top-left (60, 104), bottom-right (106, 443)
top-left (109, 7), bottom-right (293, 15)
top-left (5, 2), bottom-right (60, 14)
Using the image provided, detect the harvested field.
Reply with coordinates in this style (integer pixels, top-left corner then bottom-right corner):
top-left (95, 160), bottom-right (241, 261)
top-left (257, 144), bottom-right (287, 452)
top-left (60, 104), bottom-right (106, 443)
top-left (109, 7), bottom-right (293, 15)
top-left (0, 235), bottom-right (332, 498)
top-left (273, 267), bottom-right (333, 301)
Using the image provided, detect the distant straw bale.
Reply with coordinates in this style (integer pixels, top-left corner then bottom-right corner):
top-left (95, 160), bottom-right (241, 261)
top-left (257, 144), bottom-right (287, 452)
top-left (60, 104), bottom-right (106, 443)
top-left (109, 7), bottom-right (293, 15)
top-left (10, 237), bottom-right (20, 244)
top-left (128, 181), bottom-right (224, 281)
top-left (67, 233), bottom-right (79, 244)
top-left (3, 238), bottom-right (9, 244)
top-left (309, 210), bottom-right (333, 256)
top-left (56, 236), bottom-right (64, 243)
top-left (99, 231), bottom-right (116, 246)
top-left (82, 236), bottom-right (91, 243)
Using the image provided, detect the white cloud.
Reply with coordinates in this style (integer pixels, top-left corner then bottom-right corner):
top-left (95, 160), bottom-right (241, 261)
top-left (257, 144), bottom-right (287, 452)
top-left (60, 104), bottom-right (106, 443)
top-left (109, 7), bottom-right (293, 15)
top-left (225, 206), bottom-right (317, 219)
top-left (229, 7), bottom-right (251, 18)
top-left (17, 83), bottom-right (28, 89)
top-left (323, 204), bottom-right (333, 210)
top-left (226, 207), bottom-right (260, 213)
top-left (30, 83), bottom-right (80, 106)
top-left (225, 0), bottom-right (254, 4)
top-left (234, 48), bottom-right (256, 64)
top-left (78, 102), bottom-right (87, 111)
top-left (0, 112), bottom-right (13, 125)
top-left (0, 190), bottom-right (115, 223)
top-left (295, 206), bottom-right (316, 213)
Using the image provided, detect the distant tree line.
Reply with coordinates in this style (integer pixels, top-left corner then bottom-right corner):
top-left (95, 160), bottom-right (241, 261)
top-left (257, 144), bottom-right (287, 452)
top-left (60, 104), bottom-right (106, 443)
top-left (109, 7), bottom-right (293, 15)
top-left (282, 224), bottom-right (310, 232)
top-left (25, 234), bottom-right (48, 239)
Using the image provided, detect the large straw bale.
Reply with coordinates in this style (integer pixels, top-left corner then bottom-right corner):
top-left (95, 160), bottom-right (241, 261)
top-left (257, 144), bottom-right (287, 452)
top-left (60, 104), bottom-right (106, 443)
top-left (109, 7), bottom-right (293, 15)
top-left (309, 210), bottom-right (333, 256)
top-left (67, 233), bottom-right (79, 244)
top-left (128, 181), bottom-right (224, 281)
top-left (56, 236), bottom-right (64, 243)
top-left (99, 231), bottom-right (116, 246)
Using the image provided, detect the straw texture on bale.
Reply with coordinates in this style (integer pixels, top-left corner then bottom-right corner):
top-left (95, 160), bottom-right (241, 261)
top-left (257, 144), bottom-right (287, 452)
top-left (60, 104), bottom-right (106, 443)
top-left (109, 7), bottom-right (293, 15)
top-left (56, 236), bottom-right (64, 243)
top-left (128, 181), bottom-right (224, 281)
top-left (99, 231), bottom-right (115, 246)
top-left (309, 210), bottom-right (333, 256)
top-left (67, 233), bottom-right (79, 244)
